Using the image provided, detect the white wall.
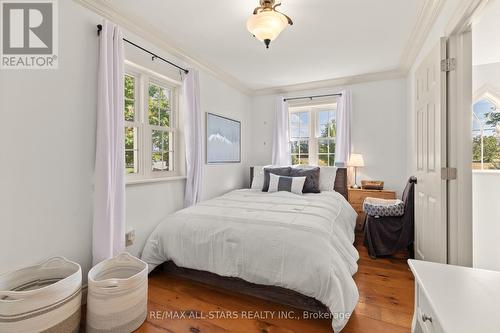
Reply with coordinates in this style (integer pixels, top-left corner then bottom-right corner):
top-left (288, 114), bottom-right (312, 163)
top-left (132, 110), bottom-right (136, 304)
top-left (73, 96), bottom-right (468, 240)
top-left (0, 0), bottom-right (98, 278)
top-left (472, 0), bottom-right (500, 67)
top-left (250, 79), bottom-right (408, 196)
top-left (472, 171), bottom-right (500, 270)
top-left (200, 74), bottom-right (252, 199)
top-left (474, 62), bottom-right (500, 94)
top-left (0, 0), bottom-right (251, 278)
top-left (472, 0), bottom-right (500, 98)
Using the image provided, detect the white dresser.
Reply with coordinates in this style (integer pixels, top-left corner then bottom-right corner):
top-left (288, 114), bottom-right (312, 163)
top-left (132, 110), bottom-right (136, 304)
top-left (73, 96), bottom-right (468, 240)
top-left (409, 259), bottom-right (500, 333)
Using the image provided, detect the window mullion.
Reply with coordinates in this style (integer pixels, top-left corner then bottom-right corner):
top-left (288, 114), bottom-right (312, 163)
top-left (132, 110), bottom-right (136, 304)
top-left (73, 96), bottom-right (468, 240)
top-left (142, 73), bottom-right (150, 179)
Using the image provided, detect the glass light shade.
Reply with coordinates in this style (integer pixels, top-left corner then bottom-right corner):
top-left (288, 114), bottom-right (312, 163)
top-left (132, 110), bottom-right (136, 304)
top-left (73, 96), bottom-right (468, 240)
top-left (246, 10), bottom-right (288, 42)
top-left (348, 154), bottom-right (365, 167)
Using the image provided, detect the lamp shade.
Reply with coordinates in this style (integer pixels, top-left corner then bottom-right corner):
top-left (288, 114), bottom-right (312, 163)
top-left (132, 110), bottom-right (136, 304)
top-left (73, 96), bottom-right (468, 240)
top-left (247, 10), bottom-right (288, 43)
top-left (348, 154), bottom-right (365, 167)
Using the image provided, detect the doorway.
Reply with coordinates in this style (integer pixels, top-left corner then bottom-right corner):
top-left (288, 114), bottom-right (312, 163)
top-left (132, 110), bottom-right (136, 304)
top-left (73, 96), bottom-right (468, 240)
top-left (471, 0), bottom-right (500, 270)
top-left (447, 0), bottom-right (500, 269)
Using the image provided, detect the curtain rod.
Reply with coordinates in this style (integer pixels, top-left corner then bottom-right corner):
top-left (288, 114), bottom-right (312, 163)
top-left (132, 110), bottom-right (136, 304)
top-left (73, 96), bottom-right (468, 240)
top-left (284, 93), bottom-right (342, 102)
top-left (97, 24), bottom-right (189, 74)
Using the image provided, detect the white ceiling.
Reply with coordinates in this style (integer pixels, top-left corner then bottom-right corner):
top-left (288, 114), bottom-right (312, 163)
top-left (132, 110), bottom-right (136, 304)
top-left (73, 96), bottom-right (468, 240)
top-left (106, 0), bottom-right (422, 91)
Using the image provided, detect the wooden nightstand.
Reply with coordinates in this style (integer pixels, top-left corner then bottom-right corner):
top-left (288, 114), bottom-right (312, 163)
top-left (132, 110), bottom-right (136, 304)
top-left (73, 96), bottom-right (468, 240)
top-left (348, 188), bottom-right (396, 230)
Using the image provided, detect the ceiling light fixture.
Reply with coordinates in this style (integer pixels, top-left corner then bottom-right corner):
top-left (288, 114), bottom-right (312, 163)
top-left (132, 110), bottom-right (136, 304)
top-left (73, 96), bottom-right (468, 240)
top-left (247, 0), bottom-right (293, 49)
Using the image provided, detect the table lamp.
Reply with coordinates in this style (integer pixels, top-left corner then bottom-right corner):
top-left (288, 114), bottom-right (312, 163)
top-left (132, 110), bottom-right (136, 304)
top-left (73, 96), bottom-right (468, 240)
top-left (348, 153), bottom-right (365, 189)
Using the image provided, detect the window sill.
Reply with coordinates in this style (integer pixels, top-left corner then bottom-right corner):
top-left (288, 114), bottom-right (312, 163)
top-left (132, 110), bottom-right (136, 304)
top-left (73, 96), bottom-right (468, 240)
top-left (126, 176), bottom-right (187, 186)
top-left (472, 170), bottom-right (500, 175)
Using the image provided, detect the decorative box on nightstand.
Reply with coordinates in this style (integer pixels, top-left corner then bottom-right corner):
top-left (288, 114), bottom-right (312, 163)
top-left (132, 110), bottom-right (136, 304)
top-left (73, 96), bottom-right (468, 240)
top-left (348, 188), bottom-right (396, 230)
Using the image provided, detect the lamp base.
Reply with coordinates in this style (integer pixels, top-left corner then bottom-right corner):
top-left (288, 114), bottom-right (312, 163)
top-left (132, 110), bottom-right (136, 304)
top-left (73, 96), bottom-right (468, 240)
top-left (352, 183), bottom-right (360, 189)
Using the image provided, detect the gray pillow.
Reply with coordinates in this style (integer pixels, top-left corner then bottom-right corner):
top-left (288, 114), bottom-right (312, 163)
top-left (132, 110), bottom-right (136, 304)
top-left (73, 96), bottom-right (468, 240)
top-left (262, 167), bottom-right (291, 192)
top-left (290, 167), bottom-right (321, 193)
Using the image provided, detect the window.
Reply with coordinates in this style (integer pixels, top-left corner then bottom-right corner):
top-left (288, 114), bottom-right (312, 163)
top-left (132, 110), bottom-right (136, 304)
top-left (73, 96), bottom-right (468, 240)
top-left (124, 65), bottom-right (179, 181)
top-left (289, 103), bottom-right (337, 166)
top-left (472, 98), bottom-right (500, 170)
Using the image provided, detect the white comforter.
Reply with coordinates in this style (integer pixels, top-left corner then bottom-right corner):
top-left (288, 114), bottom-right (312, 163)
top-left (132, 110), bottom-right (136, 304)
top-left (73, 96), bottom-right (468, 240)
top-left (141, 189), bottom-right (359, 332)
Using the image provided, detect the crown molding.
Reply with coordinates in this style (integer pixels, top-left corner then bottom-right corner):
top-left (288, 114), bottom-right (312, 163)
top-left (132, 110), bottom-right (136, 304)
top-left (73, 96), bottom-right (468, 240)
top-left (251, 69), bottom-right (406, 96)
top-left (399, 0), bottom-right (446, 72)
top-left (445, 0), bottom-right (489, 35)
top-left (74, 0), bottom-right (253, 96)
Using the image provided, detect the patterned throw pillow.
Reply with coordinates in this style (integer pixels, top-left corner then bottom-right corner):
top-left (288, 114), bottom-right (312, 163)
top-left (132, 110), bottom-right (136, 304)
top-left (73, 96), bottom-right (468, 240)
top-left (363, 198), bottom-right (405, 217)
top-left (289, 167), bottom-right (321, 193)
top-left (262, 166), bottom-right (292, 192)
top-left (267, 174), bottom-right (306, 195)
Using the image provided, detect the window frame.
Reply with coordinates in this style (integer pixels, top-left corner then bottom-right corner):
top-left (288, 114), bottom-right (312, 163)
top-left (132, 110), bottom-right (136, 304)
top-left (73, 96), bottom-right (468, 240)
top-left (125, 63), bottom-right (181, 182)
top-left (472, 96), bottom-right (500, 170)
top-left (124, 72), bottom-right (140, 177)
top-left (289, 102), bottom-right (337, 167)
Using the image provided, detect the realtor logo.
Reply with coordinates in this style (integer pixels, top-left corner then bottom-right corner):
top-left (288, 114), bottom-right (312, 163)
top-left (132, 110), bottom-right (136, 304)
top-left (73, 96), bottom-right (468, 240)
top-left (1, 0), bottom-right (58, 69)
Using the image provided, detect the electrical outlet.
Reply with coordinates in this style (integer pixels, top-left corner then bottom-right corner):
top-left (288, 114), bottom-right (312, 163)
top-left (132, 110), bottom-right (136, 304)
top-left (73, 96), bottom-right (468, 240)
top-left (125, 229), bottom-right (135, 247)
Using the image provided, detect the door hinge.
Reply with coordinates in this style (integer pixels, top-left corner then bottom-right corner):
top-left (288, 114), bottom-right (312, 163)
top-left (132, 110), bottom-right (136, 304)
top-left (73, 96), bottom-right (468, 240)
top-left (441, 167), bottom-right (457, 180)
top-left (441, 58), bottom-right (456, 72)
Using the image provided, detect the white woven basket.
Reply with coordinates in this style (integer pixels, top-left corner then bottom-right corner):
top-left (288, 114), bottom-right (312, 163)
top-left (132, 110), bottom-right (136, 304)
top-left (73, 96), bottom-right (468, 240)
top-left (0, 257), bottom-right (82, 333)
top-left (86, 253), bottom-right (148, 333)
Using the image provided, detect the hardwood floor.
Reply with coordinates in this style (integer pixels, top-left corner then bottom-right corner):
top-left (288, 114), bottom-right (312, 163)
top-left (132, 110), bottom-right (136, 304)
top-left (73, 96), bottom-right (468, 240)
top-left (134, 232), bottom-right (414, 333)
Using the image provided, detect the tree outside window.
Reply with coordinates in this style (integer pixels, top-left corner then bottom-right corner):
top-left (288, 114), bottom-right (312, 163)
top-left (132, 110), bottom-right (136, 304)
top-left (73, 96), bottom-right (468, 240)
top-left (472, 99), bottom-right (500, 170)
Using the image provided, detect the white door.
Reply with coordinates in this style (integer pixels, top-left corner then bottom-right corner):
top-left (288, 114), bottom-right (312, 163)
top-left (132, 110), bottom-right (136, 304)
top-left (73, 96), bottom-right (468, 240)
top-left (415, 38), bottom-right (448, 263)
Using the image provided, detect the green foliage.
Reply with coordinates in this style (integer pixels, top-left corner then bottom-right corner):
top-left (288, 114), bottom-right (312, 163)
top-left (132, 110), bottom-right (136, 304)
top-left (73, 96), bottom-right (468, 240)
top-left (125, 127), bottom-right (136, 174)
top-left (124, 76), bottom-right (136, 168)
top-left (148, 84), bottom-right (170, 127)
top-left (485, 112), bottom-right (500, 126)
top-left (291, 154), bottom-right (309, 165)
top-left (318, 120), bottom-right (336, 166)
top-left (124, 75), bottom-right (135, 121)
top-left (124, 75), bottom-right (135, 99)
top-left (472, 135), bottom-right (500, 166)
top-left (320, 120), bottom-right (336, 138)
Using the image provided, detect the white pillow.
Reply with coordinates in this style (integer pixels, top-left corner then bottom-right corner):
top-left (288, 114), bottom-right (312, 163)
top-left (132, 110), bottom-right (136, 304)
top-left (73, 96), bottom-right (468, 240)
top-left (319, 166), bottom-right (337, 191)
top-left (251, 166), bottom-right (265, 189)
top-left (268, 174), bottom-right (306, 195)
top-left (292, 165), bottom-right (337, 191)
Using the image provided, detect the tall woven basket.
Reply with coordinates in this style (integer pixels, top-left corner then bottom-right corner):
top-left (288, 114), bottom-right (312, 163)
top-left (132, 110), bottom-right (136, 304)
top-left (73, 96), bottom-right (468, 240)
top-left (0, 257), bottom-right (82, 333)
top-left (86, 253), bottom-right (148, 333)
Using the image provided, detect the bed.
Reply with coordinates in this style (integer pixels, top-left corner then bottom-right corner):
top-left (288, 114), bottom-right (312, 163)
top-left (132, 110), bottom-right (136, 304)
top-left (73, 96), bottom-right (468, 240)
top-left (141, 168), bottom-right (359, 332)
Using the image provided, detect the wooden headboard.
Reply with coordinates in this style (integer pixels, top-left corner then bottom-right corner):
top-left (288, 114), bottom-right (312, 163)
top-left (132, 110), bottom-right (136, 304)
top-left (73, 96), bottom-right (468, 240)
top-left (249, 167), bottom-right (348, 200)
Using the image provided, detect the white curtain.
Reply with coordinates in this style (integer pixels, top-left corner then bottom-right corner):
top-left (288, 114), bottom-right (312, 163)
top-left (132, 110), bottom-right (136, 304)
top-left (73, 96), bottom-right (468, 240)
top-left (335, 89), bottom-right (352, 167)
top-left (272, 96), bottom-right (291, 166)
top-left (182, 69), bottom-right (203, 207)
top-left (93, 21), bottom-right (125, 266)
